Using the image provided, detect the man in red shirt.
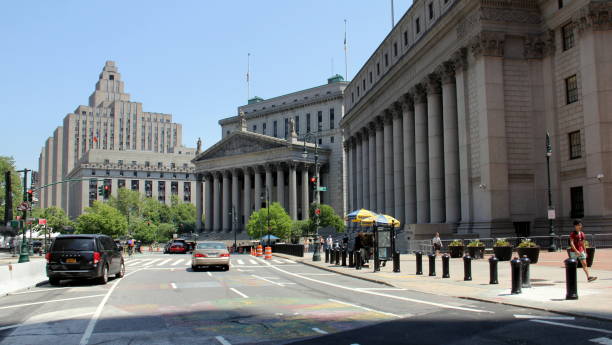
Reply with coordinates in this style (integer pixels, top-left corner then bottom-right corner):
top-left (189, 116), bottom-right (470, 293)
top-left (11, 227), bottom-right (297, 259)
top-left (569, 219), bottom-right (597, 282)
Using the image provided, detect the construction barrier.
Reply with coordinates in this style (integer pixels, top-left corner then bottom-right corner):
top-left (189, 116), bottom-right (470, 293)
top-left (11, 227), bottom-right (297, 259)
top-left (256, 245), bottom-right (263, 257)
top-left (264, 246), bottom-right (272, 260)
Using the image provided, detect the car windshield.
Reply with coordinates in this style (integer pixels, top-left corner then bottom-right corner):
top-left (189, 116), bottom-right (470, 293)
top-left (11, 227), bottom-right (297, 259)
top-left (52, 238), bottom-right (94, 251)
top-left (196, 243), bottom-right (226, 250)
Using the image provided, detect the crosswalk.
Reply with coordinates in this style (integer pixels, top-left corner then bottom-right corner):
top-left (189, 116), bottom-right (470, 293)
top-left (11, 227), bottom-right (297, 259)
top-left (125, 256), bottom-right (297, 268)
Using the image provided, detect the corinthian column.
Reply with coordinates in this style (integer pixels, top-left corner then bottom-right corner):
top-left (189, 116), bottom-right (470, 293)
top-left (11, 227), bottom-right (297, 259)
top-left (231, 169), bottom-right (239, 232)
top-left (414, 85), bottom-right (430, 223)
top-left (213, 172), bottom-right (221, 231)
top-left (441, 62), bottom-right (461, 223)
top-left (222, 171), bottom-right (230, 231)
top-left (196, 174), bottom-right (203, 231)
top-left (204, 174), bottom-right (213, 231)
top-left (361, 128), bottom-right (370, 210)
top-left (402, 95), bottom-right (417, 224)
top-left (392, 104), bottom-right (405, 223)
top-left (345, 139), bottom-right (353, 211)
top-left (289, 163), bottom-right (297, 220)
top-left (427, 73), bottom-right (445, 223)
top-left (276, 164), bottom-right (285, 210)
top-left (383, 111), bottom-right (394, 215)
top-left (368, 123), bottom-right (377, 212)
top-left (265, 164), bottom-right (273, 202)
top-left (375, 119), bottom-right (385, 214)
top-left (301, 165), bottom-right (310, 220)
top-left (243, 168), bottom-right (252, 226)
top-left (355, 133), bottom-right (363, 209)
top-left (254, 167), bottom-right (262, 211)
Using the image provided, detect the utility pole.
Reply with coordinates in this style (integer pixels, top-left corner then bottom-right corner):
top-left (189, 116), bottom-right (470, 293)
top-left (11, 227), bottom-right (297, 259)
top-left (546, 132), bottom-right (556, 252)
top-left (17, 169), bottom-right (30, 263)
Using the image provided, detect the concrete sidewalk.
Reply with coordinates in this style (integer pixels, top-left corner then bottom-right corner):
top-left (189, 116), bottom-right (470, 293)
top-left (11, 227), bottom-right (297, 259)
top-left (273, 249), bottom-right (612, 321)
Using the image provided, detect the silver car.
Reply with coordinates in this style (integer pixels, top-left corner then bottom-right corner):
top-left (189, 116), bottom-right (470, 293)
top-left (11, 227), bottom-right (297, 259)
top-left (191, 241), bottom-right (230, 271)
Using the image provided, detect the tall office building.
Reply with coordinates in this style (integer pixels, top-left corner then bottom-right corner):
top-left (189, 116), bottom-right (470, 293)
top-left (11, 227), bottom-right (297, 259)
top-left (38, 61), bottom-right (196, 217)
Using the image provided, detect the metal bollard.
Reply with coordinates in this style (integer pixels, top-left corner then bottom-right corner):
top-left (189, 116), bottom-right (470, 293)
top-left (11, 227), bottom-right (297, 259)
top-left (355, 251), bottom-right (362, 270)
top-left (442, 254), bottom-right (450, 278)
top-left (520, 255), bottom-right (531, 288)
top-left (341, 249), bottom-right (347, 266)
top-left (511, 257), bottom-right (522, 294)
top-left (393, 251), bottom-right (400, 273)
top-left (349, 250), bottom-right (354, 267)
top-left (428, 253), bottom-right (436, 276)
top-left (374, 255), bottom-right (381, 272)
top-left (415, 251), bottom-right (423, 275)
top-left (463, 255), bottom-right (472, 281)
top-left (329, 248), bottom-right (335, 264)
top-left (335, 249), bottom-right (341, 265)
top-left (325, 248), bottom-right (329, 263)
top-left (565, 258), bottom-right (578, 300)
top-left (489, 255), bottom-right (499, 284)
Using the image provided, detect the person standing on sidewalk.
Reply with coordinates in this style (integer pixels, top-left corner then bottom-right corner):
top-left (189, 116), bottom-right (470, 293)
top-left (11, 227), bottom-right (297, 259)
top-left (432, 232), bottom-right (443, 256)
top-left (569, 219), bottom-right (597, 282)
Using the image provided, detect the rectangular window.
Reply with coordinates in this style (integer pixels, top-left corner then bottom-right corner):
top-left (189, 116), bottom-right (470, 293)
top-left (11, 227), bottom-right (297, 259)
top-left (393, 42), bottom-right (398, 56)
top-left (118, 160), bottom-right (123, 165)
top-left (377, 63), bottom-right (380, 75)
top-left (369, 71), bottom-right (373, 83)
top-left (306, 113), bottom-right (311, 133)
top-left (253, 124), bottom-right (257, 132)
top-left (171, 181), bottom-right (178, 195)
top-left (330, 136), bottom-right (334, 143)
top-left (131, 180), bottom-right (139, 191)
top-left (118, 179), bottom-right (125, 189)
top-left (294, 115), bottom-right (300, 134)
top-left (351, 92), bottom-right (354, 103)
top-left (416, 17), bottom-right (421, 33)
top-left (428, 3), bottom-right (434, 19)
top-left (284, 118), bottom-right (288, 138)
top-left (158, 181), bottom-right (165, 203)
top-left (357, 86), bottom-right (360, 97)
top-left (317, 111), bottom-right (323, 132)
top-left (262, 122), bottom-right (267, 135)
top-left (384, 53), bottom-right (389, 67)
top-left (570, 186), bottom-right (584, 218)
top-left (569, 131), bottom-right (582, 159)
top-left (558, 0), bottom-right (563, 9)
top-left (562, 24), bottom-right (574, 51)
top-left (329, 108), bottom-right (335, 129)
top-left (273, 120), bottom-right (278, 137)
top-left (565, 75), bottom-right (578, 104)
top-left (404, 31), bottom-right (408, 45)
top-left (363, 79), bottom-right (366, 90)
top-left (183, 182), bottom-right (191, 202)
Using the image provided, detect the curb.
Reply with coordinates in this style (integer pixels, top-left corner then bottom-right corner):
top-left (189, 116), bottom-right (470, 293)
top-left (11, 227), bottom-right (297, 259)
top-left (273, 253), bottom-right (611, 322)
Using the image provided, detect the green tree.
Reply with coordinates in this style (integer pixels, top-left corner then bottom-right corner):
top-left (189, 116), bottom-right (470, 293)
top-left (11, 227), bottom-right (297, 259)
top-left (308, 203), bottom-right (345, 234)
top-left (0, 156), bottom-right (23, 224)
top-left (30, 206), bottom-right (73, 234)
top-left (75, 201), bottom-right (128, 238)
top-left (132, 219), bottom-right (158, 243)
top-left (171, 201), bottom-right (196, 233)
top-left (246, 202), bottom-right (292, 240)
top-left (109, 188), bottom-right (142, 227)
top-left (157, 223), bottom-right (176, 241)
top-left (290, 220), bottom-right (310, 243)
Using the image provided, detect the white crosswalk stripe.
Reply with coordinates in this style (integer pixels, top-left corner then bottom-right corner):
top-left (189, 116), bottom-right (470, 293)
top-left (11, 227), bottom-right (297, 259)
top-left (141, 258), bottom-right (161, 266)
top-left (249, 259), bottom-right (257, 265)
top-left (284, 259), bottom-right (296, 264)
top-left (157, 259), bottom-right (172, 266)
top-left (171, 259), bottom-right (184, 266)
top-left (237, 259), bottom-right (245, 265)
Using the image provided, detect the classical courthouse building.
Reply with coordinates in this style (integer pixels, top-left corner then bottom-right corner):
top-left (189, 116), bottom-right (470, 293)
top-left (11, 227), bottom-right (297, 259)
top-left (37, 61), bottom-right (197, 218)
top-left (341, 0), bottom-right (612, 238)
top-left (192, 76), bottom-right (347, 233)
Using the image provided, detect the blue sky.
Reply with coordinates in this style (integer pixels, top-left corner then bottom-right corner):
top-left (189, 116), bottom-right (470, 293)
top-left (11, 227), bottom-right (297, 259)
top-left (0, 0), bottom-right (411, 171)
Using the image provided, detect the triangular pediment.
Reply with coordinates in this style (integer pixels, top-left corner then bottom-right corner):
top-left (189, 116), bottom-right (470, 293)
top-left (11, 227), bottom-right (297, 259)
top-left (194, 131), bottom-right (287, 161)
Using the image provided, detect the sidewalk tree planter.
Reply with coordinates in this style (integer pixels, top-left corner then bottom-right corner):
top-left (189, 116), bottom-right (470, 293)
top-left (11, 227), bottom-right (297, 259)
top-left (493, 239), bottom-right (513, 261)
top-left (467, 239), bottom-right (485, 259)
top-left (516, 239), bottom-right (540, 264)
top-left (566, 241), bottom-right (595, 268)
top-left (448, 240), bottom-right (464, 258)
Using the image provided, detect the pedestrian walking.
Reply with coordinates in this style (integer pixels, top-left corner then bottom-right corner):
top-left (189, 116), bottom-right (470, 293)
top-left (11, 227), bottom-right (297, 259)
top-left (569, 219), bottom-right (597, 282)
top-left (326, 235), bottom-right (333, 250)
top-left (432, 232), bottom-right (443, 256)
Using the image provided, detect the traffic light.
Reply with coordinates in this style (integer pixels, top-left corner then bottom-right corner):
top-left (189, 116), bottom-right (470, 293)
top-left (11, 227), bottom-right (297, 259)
top-left (310, 176), bottom-right (317, 190)
top-left (26, 189), bottom-right (33, 202)
top-left (98, 185), bottom-right (104, 197)
top-left (314, 208), bottom-right (321, 216)
top-left (103, 185), bottom-right (111, 198)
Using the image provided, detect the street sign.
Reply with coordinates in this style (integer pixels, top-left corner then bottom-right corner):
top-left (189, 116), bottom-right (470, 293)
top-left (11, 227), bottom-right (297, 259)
top-left (38, 218), bottom-right (47, 225)
top-left (17, 202), bottom-right (28, 211)
top-left (318, 186), bottom-right (327, 191)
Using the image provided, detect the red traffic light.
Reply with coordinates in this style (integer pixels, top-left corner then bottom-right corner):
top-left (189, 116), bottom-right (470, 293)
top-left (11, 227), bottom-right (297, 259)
top-left (315, 208), bottom-right (321, 215)
top-left (310, 177), bottom-right (317, 183)
top-left (104, 185), bottom-right (110, 191)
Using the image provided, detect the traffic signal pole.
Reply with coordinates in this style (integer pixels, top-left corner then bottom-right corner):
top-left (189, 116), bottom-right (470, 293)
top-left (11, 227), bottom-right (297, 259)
top-left (17, 169), bottom-right (30, 263)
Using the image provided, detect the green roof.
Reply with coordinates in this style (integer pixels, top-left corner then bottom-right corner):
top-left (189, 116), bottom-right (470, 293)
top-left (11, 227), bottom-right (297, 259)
top-left (327, 74), bottom-right (344, 84)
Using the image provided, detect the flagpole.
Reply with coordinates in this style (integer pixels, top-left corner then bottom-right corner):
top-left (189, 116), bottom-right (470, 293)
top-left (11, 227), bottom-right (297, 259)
top-left (344, 19), bottom-right (348, 81)
top-left (247, 53), bottom-right (251, 101)
top-left (391, 0), bottom-right (395, 28)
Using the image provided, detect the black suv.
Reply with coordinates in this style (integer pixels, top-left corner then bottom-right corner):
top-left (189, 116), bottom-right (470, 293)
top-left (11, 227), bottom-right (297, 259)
top-left (46, 234), bottom-right (125, 286)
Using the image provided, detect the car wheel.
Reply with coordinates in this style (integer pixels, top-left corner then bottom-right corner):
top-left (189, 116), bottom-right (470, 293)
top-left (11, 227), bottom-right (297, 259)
top-left (49, 277), bottom-right (60, 286)
top-left (98, 264), bottom-right (109, 285)
top-left (115, 261), bottom-right (125, 278)
top-left (191, 264), bottom-right (198, 271)
top-left (223, 265), bottom-right (230, 271)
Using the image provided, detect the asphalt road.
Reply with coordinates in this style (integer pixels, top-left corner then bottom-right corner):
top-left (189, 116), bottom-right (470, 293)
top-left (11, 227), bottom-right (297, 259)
top-left (0, 253), bottom-right (611, 345)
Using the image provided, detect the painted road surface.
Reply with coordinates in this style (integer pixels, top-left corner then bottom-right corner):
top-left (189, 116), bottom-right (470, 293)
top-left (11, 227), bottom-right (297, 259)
top-left (0, 254), bottom-right (610, 345)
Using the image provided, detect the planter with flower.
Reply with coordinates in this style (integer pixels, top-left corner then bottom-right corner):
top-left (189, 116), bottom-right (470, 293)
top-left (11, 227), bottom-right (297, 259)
top-left (467, 239), bottom-right (485, 259)
top-left (516, 239), bottom-right (540, 264)
top-left (566, 240), bottom-right (596, 268)
top-left (448, 240), bottom-right (464, 258)
top-left (493, 238), bottom-right (513, 261)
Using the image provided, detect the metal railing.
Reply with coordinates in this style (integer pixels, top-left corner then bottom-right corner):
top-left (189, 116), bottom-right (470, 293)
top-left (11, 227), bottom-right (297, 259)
top-left (272, 244), bottom-right (304, 257)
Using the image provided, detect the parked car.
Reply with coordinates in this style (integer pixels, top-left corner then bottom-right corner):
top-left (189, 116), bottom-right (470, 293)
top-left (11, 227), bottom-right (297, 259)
top-left (32, 240), bottom-right (43, 254)
top-left (46, 234), bottom-right (125, 286)
top-left (191, 241), bottom-right (230, 271)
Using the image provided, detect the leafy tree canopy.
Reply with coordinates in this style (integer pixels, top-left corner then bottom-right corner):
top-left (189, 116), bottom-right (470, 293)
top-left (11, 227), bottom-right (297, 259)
top-left (75, 201), bottom-right (128, 238)
top-left (246, 202), bottom-right (292, 241)
top-left (30, 206), bottom-right (73, 234)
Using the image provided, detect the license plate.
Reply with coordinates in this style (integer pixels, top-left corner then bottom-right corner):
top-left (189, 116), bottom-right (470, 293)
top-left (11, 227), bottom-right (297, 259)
top-left (66, 258), bottom-right (77, 263)
top-left (208, 253), bottom-right (218, 257)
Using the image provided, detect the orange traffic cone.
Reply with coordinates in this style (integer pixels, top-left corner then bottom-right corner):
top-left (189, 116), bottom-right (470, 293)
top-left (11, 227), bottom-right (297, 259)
top-left (264, 246), bottom-right (272, 260)
top-left (256, 244), bottom-right (263, 257)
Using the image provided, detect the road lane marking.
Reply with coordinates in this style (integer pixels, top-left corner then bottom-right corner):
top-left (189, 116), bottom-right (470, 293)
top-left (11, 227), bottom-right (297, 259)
top-left (249, 259), bottom-right (258, 264)
top-left (157, 259), bottom-right (172, 266)
top-left (207, 272), bottom-right (212, 277)
top-left (530, 320), bottom-right (612, 334)
top-left (284, 259), bottom-right (296, 264)
top-left (8, 286), bottom-right (73, 295)
top-left (171, 259), bottom-right (184, 266)
top-left (140, 259), bottom-right (160, 266)
top-left (514, 314), bottom-right (574, 320)
top-left (590, 337), bottom-right (612, 345)
top-left (0, 294), bottom-right (106, 310)
top-left (79, 268), bottom-right (144, 345)
top-left (0, 312), bottom-right (94, 331)
top-left (312, 328), bottom-right (328, 334)
top-left (260, 260), bottom-right (492, 314)
top-left (230, 288), bottom-right (248, 299)
top-left (252, 275), bottom-right (283, 286)
top-left (237, 259), bottom-right (245, 265)
top-left (215, 335), bottom-right (232, 345)
top-left (329, 298), bottom-right (403, 318)
top-left (170, 283), bottom-right (177, 289)
top-left (355, 287), bottom-right (407, 291)
top-left (273, 260), bottom-right (283, 264)
top-left (297, 273), bottom-right (336, 276)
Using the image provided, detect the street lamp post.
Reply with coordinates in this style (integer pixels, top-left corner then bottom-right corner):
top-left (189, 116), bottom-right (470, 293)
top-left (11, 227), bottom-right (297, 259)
top-left (546, 132), bottom-right (557, 252)
top-left (230, 205), bottom-right (238, 250)
top-left (301, 132), bottom-right (321, 261)
top-left (260, 188), bottom-right (271, 247)
top-left (16, 169), bottom-right (30, 263)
